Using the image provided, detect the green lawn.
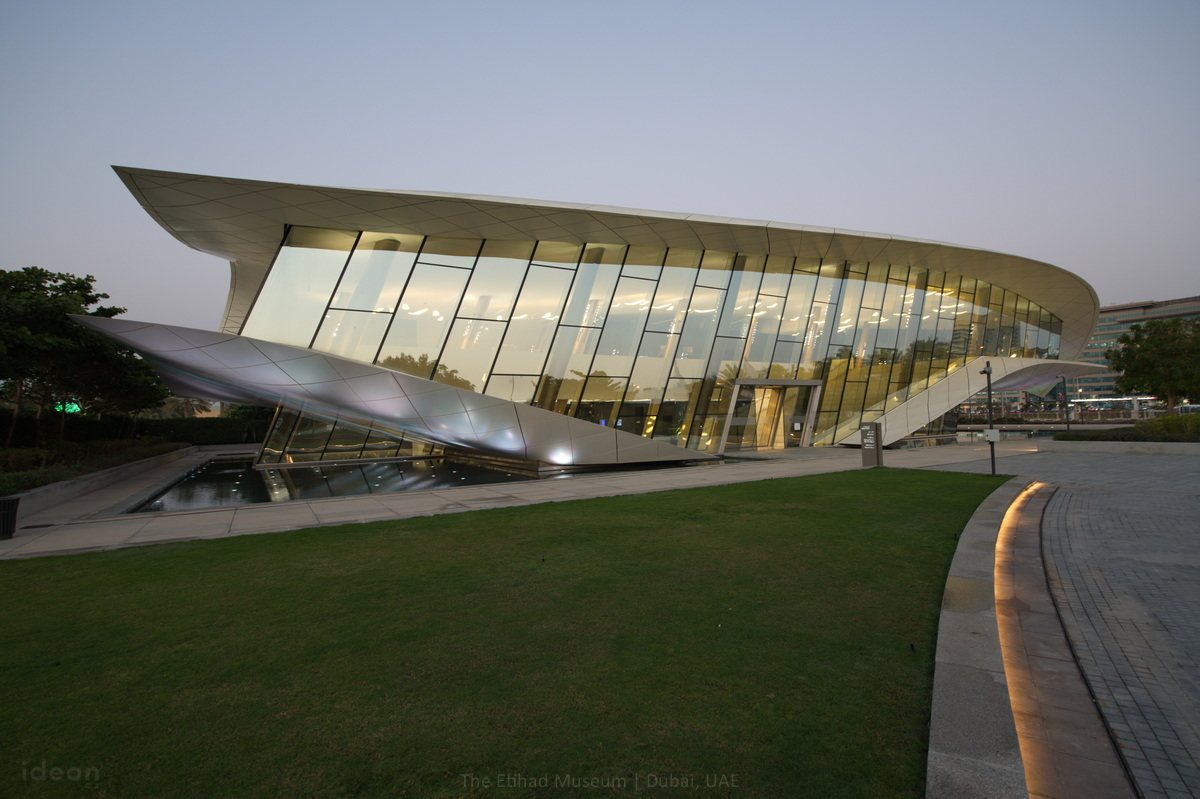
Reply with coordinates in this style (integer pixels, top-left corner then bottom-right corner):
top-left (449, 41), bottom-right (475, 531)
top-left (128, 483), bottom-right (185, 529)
top-left (0, 468), bottom-right (1006, 798)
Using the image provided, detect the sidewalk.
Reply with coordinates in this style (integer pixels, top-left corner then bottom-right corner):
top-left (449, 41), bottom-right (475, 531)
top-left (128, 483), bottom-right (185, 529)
top-left (0, 439), bottom-right (1037, 561)
top-left (925, 449), bottom-right (1200, 798)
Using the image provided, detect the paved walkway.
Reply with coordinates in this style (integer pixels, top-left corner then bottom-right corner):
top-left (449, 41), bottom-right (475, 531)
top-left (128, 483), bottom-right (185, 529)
top-left (1, 440), bottom-right (1035, 560)
top-left (927, 451), bottom-right (1200, 798)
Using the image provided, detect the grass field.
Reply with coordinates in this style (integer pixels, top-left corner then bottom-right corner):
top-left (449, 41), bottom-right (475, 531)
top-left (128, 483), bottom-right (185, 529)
top-left (0, 468), bottom-right (1007, 798)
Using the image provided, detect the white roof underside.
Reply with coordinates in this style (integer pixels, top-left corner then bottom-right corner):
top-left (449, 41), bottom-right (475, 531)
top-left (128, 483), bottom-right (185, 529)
top-left (114, 166), bottom-right (1099, 359)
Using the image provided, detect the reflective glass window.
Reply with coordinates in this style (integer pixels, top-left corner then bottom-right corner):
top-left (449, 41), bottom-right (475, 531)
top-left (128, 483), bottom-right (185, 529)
top-left (695, 250), bottom-right (734, 289)
top-left (561, 261), bottom-right (619, 328)
top-left (459, 240), bottom-right (534, 321)
top-left (534, 326), bottom-right (600, 413)
top-left (743, 294), bottom-right (784, 371)
top-left (647, 258), bottom-right (699, 333)
top-left (622, 245), bottom-right (665, 280)
top-left (376, 264), bottom-right (470, 377)
top-left (779, 268), bottom-right (818, 339)
top-left (593, 277), bottom-right (656, 375)
top-left (436, 318), bottom-right (506, 392)
top-left (653, 378), bottom-right (705, 444)
top-left (491, 265), bottom-right (573, 374)
top-left (484, 374), bottom-right (538, 403)
top-left (417, 237), bottom-right (481, 269)
top-left (800, 301), bottom-right (832, 373)
top-left (331, 232), bottom-right (422, 313)
top-left (672, 287), bottom-right (724, 378)
top-left (531, 241), bottom-right (582, 269)
top-left (717, 255), bottom-right (764, 339)
top-left (576, 375), bottom-right (627, 427)
top-left (286, 415), bottom-right (336, 462)
top-left (860, 263), bottom-right (888, 309)
top-left (627, 332), bottom-right (679, 408)
top-left (242, 226), bottom-right (356, 347)
top-left (813, 262), bottom-right (845, 305)
top-left (325, 420), bottom-right (370, 459)
top-left (312, 310), bottom-right (392, 364)
top-left (759, 255), bottom-right (794, 297)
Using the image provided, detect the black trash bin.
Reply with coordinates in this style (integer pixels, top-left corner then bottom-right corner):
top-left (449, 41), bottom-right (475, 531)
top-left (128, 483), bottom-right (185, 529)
top-left (0, 496), bottom-right (18, 540)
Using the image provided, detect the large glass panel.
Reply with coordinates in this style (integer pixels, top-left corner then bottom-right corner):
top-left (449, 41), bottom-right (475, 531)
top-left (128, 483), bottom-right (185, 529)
top-left (859, 263), bottom-right (888, 310)
top-left (312, 309), bottom-right (392, 364)
top-left (531, 240), bottom-right (582, 269)
top-left (769, 340), bottom-right (803, 380)
top-left (759, 255), bottom-right (794, 297)
top-left (778, 267), bottom-right (818, 339)
top-left (324, 420), bottom-right (371, 460)
top-left (672, 287), bottom-right (724, 378)
top-left (702, 337), bottom-right (748, 415)
top-left (260, 408), bottom-right (301, 465)
top-left (742, 294), bottom-right (784, 377)
top-left (717, 255), bottom-right (764, 339)
top-left (330, 232), bottom-right (422, 313)
top-left (592, 277), bottom-right (656, 375)
top-left (646, 252), bottom-right (700, 333)
top-left (458, 240), bottom-right (533, 321)
top-left (813, 262), bottom-right (845, 305)
top-left (484, 374), bottom-right (538, 403)
top-left (416, 237), bottom-right (481, 269)
top-left (575, 375), bottom-right (628, 427)
top-left (561, 260), bottom-right (619, 328)
top-left (626, 332), bottom-right (678, 409)
top-left (695, 250), bottom-right (734, 289)
top-left (800, 301), bottom-right (832, 374)
top-left (376, 264), bottom-right (470, 378)
top-left (653, 378), bottom-right (706, 445)
top-left (285, 415), bottom-right (336, 463)
top-left (241, 226), bottom-right (356, 347)
top-left (534, 326), bottom-right (600, 414)
top-left (436, 318), bottom-right (505, 391)
top-left (622, 244), bottom-right (665, 280)
top-left (491, 265), bottom-right (573, 374)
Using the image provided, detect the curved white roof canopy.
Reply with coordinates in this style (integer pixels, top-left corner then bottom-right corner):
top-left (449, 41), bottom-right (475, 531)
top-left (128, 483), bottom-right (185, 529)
top-left (72, 316), bottom-right (712, 468)
top-left (113, 166), bottom-right (1099, 359)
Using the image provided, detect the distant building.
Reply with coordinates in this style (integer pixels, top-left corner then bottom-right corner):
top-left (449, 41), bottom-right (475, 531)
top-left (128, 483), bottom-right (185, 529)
top-left (1072, 296), bottom-right (1200, 400)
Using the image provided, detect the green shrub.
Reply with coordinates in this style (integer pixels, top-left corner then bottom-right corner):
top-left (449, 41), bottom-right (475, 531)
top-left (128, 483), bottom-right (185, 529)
top-left (0, 440), bottom-right (190, 495)
top-left (1053, 415), bottom-right (1200, 442)
top-left (1132, 414), bottom-right (1200, 441)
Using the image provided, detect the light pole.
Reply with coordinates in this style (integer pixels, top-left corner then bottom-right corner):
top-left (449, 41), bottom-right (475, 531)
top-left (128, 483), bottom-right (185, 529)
top-left (981, 361), bottom-right (996, 475)
top-left (1058, 374), bottom-right (1071, 432)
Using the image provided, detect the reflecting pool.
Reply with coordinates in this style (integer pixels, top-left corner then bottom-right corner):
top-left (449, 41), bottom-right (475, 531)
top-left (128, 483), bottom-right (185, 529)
top-left (133, 459), bottom-right (529, 513)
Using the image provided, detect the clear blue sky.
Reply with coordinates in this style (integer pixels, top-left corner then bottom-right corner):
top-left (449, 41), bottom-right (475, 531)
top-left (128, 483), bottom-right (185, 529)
top-left (2, 0), bottom-right (1197, 331)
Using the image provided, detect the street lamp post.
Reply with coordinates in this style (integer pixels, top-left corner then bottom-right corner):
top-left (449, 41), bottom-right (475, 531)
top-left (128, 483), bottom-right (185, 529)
top-left (1058, 374), bottom-right (1071, 432)
top-left (981, 361), bottom-right (995, 475)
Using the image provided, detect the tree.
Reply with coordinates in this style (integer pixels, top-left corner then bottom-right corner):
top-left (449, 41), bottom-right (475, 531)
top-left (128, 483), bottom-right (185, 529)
top-left (0, 267), bottom-right (168, 444)
top-left (377, 353), bottom-right (474, 391)
top-left (1106, 318), bottom-right (1200, 414)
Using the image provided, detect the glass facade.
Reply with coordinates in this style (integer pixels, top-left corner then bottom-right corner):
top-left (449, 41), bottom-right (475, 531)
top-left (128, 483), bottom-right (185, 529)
top-left (242, 225), bottom-right (1064, 452)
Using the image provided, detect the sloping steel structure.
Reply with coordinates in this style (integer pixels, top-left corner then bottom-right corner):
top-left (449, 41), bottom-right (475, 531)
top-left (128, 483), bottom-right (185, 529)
top-left (73, 316), bottom-right (709, 467)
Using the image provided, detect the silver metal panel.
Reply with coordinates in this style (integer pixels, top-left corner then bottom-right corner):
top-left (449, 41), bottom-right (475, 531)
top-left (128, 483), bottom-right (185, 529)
top-left (72, 316), bottom-right (709, 467)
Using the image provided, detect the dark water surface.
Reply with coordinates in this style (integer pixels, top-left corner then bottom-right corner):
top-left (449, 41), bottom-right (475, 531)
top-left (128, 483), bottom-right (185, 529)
top-left (133, 459), bottom-right (529, 513)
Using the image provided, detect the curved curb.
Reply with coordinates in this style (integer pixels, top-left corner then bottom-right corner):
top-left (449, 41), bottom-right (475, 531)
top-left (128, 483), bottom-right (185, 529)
top-left (927, 477), bottom-right (1030, 799)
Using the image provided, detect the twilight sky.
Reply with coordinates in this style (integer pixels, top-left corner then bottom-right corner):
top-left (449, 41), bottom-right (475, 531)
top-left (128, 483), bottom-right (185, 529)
top-left (2, 0), bottom-right (1197, 331)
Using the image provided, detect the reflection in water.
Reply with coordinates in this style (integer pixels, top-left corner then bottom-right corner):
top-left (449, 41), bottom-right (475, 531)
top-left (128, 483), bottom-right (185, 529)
top-left (133, 459), bottom-right (526, 513)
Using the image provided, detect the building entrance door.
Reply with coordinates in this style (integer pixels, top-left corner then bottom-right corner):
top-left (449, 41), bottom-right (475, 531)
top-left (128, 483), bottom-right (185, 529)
top-left (717, 380), bottom-right (823, 453)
